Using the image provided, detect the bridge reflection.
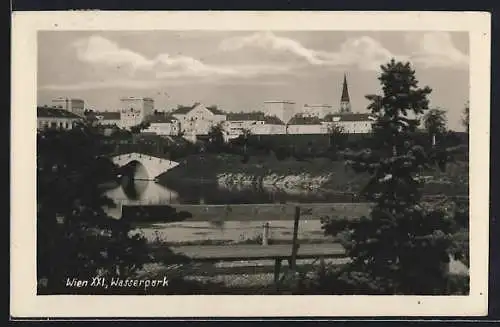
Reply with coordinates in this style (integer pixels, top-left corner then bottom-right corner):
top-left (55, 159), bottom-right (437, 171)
top-left (105, 178), bottom-right (180, 206)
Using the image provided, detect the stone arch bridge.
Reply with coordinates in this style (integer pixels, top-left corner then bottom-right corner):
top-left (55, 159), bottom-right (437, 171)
top-left (111, 152), bottom-right (179, 181)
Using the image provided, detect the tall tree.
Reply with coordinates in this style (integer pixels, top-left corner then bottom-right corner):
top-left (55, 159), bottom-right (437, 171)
top-left (207, 123), bottom-right (225, 150)
top-left (462, 102), bottom-right (470, 133)
top-left (423, 108), bottom-right (448, 146)
top-left (327, 124), bottom-right (348, 152)
top-left (37, 122), bottom-right (149, 293)
top-left (322, 59), bottom-right (459, 295)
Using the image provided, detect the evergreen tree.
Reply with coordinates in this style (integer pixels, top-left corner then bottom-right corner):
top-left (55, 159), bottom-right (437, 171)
top-left (321, 59), bottom-right (460, 295)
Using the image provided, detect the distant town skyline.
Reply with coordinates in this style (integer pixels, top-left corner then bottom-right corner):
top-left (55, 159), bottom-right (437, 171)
top-left (38, 31), bottom-right (469, 131)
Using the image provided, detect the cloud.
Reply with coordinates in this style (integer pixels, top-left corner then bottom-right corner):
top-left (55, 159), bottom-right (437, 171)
top-left (73, 36), bottom-right (154, 72)
top-left (219, 31), bottom-right (468, 70)
top-left (405, 32), bottom-right (469, 69)
top-left (40, 79), bottom-right (163, 91)
top-left (219, 32), bottom-right (402, 71)
top-left (39, 70), bottom-right (291, 91)
top-left (71, 35), bottom-right (292, 79)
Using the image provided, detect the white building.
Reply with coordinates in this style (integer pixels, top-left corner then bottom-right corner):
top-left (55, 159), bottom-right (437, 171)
top-left (224, 112), bottom-right (286, 139)
top-left (119, 97), bottom-right (155, 129)
top-left (252, 116), bottom-right (286, 135)
top-left (144, 113), bottom-right (181, 136)
top-left (301, 104), bottom-right (333, 119)
top-left (323, 113), bottom-right (376, 134)
top-left (171, 103), bottom-right (227, 139)
top-left (37, 106), bottom-right (83, 131)
top-left (94, 111), bottom-right (121, 127)
top-left (287, 114), bottom-right (328, 134)
top-left (51, 97), bottom-right (85, 117)
top-left (263, 101), bottom-right (296, 125)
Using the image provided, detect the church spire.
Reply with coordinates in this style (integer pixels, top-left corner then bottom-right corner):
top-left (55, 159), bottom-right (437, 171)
top-left (340, 73), bottom-right (351, 114)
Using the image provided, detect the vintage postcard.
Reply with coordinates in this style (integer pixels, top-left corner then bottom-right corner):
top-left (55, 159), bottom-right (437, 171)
top-left (11, 11), bottom-right (490, 318)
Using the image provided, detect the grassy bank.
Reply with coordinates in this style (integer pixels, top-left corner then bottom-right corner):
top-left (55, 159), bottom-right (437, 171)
top-left (159, 153), bottom-right (469, 195)
top-left (124, 202), bottom-right (374, 223)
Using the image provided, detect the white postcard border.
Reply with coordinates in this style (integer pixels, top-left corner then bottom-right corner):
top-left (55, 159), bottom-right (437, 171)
top-left (11, 11), bottom-right (490, 317)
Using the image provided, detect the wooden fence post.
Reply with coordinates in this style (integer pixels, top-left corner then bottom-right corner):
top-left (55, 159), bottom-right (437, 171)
top-left (290, 206), bottom-right (301, 270)
top-left (262, 222), bottom-right (270, 246)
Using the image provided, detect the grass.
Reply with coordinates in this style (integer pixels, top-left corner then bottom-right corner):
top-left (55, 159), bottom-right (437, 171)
top-left (126, 202), bottom-right (373, 223)
top-left (159, 153), bottom-right (469, 196)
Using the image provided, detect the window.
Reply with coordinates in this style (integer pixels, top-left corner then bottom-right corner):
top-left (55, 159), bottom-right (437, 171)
top-left (50, 122), bottom-right (57, 128)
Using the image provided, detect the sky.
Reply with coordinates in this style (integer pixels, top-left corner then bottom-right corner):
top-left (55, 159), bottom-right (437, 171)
top-left (37, 31), bottom-right (469, 131)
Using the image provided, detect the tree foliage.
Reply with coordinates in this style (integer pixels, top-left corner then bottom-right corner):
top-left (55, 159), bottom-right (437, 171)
top-left (462, 102), bottom-right (470, 133)
top-left (207, 123), bottom-right (226, 149)
top-left (130, 121), bottom-right (151, 134)
top-left (321, 59), bottom-right (466, 295)
top-left (37, 122), bottom-right (150, 293)
top-left (328, 124), bottom-right (348, 153)
top-left (423, 108), bottom-right (448, 146)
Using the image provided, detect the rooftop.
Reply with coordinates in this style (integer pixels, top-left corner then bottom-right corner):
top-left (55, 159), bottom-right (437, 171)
top-left (263, 115), bottom-right (285, 125)
top-left (226, 112), bottom-right (284, 125)
top-left (37, 106), bottom-right (82, 119)
top-left (96, 111), bottom-right (121, 120)
top-left (171, 103), bottom-right (226, 116)
top-left (206, 106), bottom-right (226, 115)
top-left (226, 111), bottom-right (266, 121)
top-left (287, 114), bottom-right (323, 125)
top-left (323, 113), bottom-right (374, 122)
top-left (145, 112), bottom-right (178, 124)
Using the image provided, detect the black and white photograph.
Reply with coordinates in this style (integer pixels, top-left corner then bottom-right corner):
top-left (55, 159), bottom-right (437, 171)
top-left (11, 11), bottom-right (490, 317)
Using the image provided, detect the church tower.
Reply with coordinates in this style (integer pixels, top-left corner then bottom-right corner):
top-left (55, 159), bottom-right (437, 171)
top-left (340, 73), bottom-right (351, 114)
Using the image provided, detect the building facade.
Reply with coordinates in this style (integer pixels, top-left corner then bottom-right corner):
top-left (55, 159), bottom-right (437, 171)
top-left (144, 113), bottom-right (181, 136)
top-left (286, 115), bottom-right (328, 134)
top-left (95, 111), bottom-right (121, 127)
top-left (171, 103), bottom-right (227, 138)
top-left (37, 106), bottom-right (83, 131)
top-left (301, 104), bottom-right (333, 119)
top-left (252, 116), bottom-right (286, 135)
top-left (51, 97), bottom-right (85, 117)
top-left (323, 113), bottom-right (376, 134)
top-left (263, 101), bottom-right (296, 124)
top-left (119, 97), bottom-right (155, 129)
top-left (224, 112), bottom-right (286, 139)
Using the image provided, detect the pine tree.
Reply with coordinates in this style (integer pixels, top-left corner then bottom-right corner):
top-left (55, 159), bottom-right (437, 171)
top-left (321, 59), bottom-right (459, 295)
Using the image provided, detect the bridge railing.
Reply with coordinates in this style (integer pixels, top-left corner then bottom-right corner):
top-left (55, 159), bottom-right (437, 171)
top-left (106, 142), bottom-right (175, 160)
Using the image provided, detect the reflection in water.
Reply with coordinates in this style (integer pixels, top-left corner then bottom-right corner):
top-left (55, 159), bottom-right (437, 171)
top-left (105, 177), bottom-right (360, 205)
top-left (121, 175), bottom-right (148, 200)
top-left (105, 179), bottom-right (180, 205)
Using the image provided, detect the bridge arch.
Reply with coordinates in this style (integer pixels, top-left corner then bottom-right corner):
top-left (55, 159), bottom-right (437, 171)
top-left (111, 152), bottom-right (179, 180)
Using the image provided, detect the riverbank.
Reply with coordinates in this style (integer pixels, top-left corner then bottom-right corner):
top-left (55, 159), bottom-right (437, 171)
top-left (159, 153), bottom-right (469, 195)
top-left (123, 202), bottom-right (373, 223)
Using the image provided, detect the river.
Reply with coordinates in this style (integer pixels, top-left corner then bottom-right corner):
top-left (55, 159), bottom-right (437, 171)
top-left (104, 178), bottom-right (361, 205)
